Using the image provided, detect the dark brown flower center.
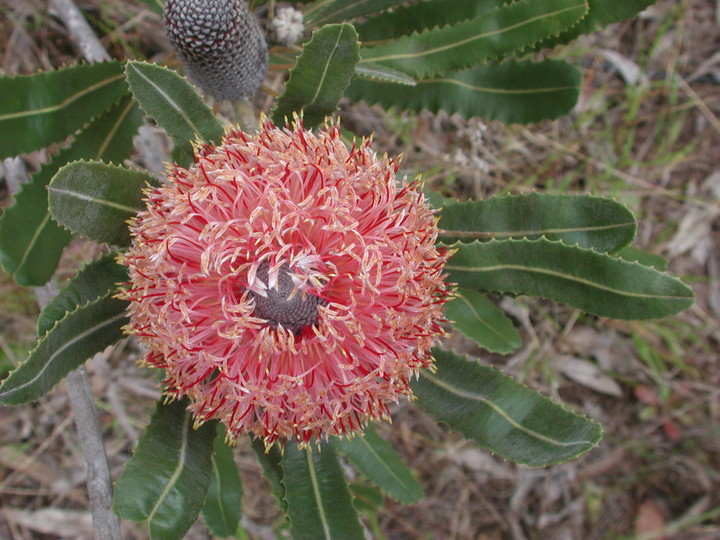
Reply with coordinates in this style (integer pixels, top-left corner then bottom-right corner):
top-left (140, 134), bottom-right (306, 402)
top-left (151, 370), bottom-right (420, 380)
top-left (249, 263), bottom-right (325, 333)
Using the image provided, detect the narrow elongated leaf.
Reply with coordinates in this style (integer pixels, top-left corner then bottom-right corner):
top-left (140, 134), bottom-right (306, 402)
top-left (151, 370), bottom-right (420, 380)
top-left (413, 349), bottom-right (602, 465)
top-left (0, 296), bottom-right (128, 405)
top-left (37, 254), bottom-right (127, 336)
top-left (446, 239), bottom-right (694, 320)
top-left (251, 438), bottom-right (287, 514)
top-left (0, 62), bottom-right (128, 158)
top-left (355, 0), bottom-right (504, 43)
top-left (124, 61), bottom-right (224, 159)
top-left (282, 441), bottom-right (364, 540)
top-left (438, 193), bottom-right (636, 253)
top-left (273, 24), bottom-right (360, 127)
top-left (113, 400), bottom-right (217, 540)
top-left (348, 57), bottom-right (581, 124)
top-left (303, 0), bottom-right (406, 26)
top-left (0, 95), bottom-right (143, 286)
top-left (445, 288), bottom-right (521, 354)
top-left (202, 428), bottom-right (243, 538)
top-left (354, 62), bottom-right (416, 86)
top-left (358, 0), bottom-right (588, 79)
top-left (537, 0), bottom-right (656, 50)
top-left (48, 160), bottom-right (154, 246)
top-left (333, 426), bottom-right (423, 504)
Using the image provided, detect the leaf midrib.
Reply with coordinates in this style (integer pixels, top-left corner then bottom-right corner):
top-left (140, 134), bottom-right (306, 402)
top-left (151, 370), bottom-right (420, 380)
top-left (446, 263), bottom-right (688, 300)
top-left (0, 308), bottom-right (126, 401)
top-left (127, 63), bottom-right (203, 139)
top-left (439, 221), bottom-right (636, 240)
top-left (0, 73), bottom-right (125, 121)
top-left (307, 26), bottom-right (349, 108)
top-left (454, 292), bottom-right (514, 345)
top-left (147, 412), bottom-right (191, 524)
top-left (357, 436), bottom-right (415, 498)
top-left (419, 369), bottom-right (593, 448)
top-left (306, 450), bottom-right (333, 540)
top-left (361, 1), bottom-right (586, 63)
top-left (48, 186), bottom-right (141, 214)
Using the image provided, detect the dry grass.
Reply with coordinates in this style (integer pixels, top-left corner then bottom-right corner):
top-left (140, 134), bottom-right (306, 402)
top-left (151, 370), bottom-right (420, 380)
top-left (1, 0), bottom-right (719, 538)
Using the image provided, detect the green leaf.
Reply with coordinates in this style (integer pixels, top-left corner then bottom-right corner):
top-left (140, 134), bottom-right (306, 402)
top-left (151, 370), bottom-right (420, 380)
top-left (354, 0), bottom-right (504, 43)
top-left (251, 439), bottom-right (288, 514)
top-left (273, 24), bottom-right (360, 127)
top-left (354, 62), bottom-right (416, 86)
top-left (0, 296), bottom-right (128, 405)
top-left (113, 400), bottom-right (217, 540)
top-left (124, 61), bottom-right (224, 158)
top-left (537, 0), bottom-right (656, 50)
top-left (438, 193), bottom-right (636, 253)
top-left (202, 427), bottom-right (243, 538)
top-left (617, 246), bottom-right (668, 272)
top-left (333, 426), bottom-right (423, 504)
top-left (445, 288), bottom-right (521, 354)
top-left (347, 58), bottom-right (581, 123)
top-left (358, 0), bottom-right (588, 79)
top-left (48, 160), bottom-right (155, 246)
top-left (413, 349), bottom-right (602, 465)
top-left (37, 254), bottom-right (127, 337)
top-left (446, 238), bottom-right (694, 320)
top-left (282, 441), bottom-right (365, 540)
top-left (0, 62), bottom-right (129, 158)
top-left (304, 0), bottom-right (406, 26)
top-left (137, 0), bottom-right (164, 16)
top-left (0, 95), bottom-right (143, 286)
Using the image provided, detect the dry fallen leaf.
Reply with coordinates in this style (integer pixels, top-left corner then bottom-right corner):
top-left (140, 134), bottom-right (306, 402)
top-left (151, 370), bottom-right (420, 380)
top-left (557, 357), bottom-right (623, 397)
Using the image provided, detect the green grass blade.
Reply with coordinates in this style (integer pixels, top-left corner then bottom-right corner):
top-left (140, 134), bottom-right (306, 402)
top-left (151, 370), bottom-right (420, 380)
top-left (273, 24), bottom-right (360, 127)
top-left (347, 58), bottom-right (581, 123)
top-left (0, 62), bottom-right (129, 158)
top-left (358, 0), bottom-right (588, 79)
top-left (113, 400), bottom-right (217, 540)
top-left (37, 254), bottom-right (128, 337)
top-left (48, 160), bottom-right (155, 247)
top-left (304, 0), bottom-right (406, 26)
top-left (124, 61), bottom-right (224, 158)
top-left (282, 441), bottom-right (365, 540)
top-left (0, 296), bottom-right (129, 405)
top-left (202, 427), bottom-right (243, 538)
top-left (333, 426), bottom-right (423, 504)
top-left (0, 95), bottom-right (143, 286)
top-left (413, 349), bottom-right (602, 466)
top-left (446, 238), bottom-right (694, 320)
top-left (438, 193), bottom-right (637, 253)
top-left (445, 288), bottom-right (522, 354)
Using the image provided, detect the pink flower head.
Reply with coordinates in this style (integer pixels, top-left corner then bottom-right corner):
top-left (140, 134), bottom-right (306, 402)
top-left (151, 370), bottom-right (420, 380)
top-left (120, 118), bottom-right (452, 446)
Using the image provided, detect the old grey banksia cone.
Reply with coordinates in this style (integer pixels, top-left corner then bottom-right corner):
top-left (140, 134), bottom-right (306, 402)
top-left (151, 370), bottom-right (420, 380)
top-left (164, 0), bottom-right (268, 101)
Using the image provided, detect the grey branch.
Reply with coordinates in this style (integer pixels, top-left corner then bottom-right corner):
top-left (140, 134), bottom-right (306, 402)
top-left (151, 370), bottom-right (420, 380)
top-left (48, 0), bottom-right (111, 63)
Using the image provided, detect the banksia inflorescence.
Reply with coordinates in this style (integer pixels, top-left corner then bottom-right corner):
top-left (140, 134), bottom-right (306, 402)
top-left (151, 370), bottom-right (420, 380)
top-left (164, 0), bottom-right (268, 101)
top-left (119, 119), bottom-right (453, 447)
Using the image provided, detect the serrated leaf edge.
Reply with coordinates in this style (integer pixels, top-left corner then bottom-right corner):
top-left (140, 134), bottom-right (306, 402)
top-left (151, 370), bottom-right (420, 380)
top-left (358, 0), bottom-right (590, 79)
top-left (421, 350), bottom-right (603, 466)
top-left (37, 252), bottom-right (124, 338)
top-left (0, 294), bottom-right (127, 404)
top-left (438, 192), bottom-right (638, 251)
